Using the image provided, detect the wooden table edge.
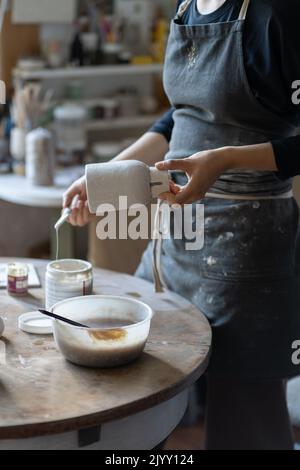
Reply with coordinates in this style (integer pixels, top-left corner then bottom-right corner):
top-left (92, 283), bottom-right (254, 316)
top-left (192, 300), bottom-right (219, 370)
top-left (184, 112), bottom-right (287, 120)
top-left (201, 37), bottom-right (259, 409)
top-left (0, 347), bottom-right (211, 440)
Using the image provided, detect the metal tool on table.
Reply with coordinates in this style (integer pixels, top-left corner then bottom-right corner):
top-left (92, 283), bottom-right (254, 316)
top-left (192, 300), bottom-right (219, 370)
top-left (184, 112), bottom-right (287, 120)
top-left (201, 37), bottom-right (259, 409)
top-left (39, 309), bottom-right (89, 328)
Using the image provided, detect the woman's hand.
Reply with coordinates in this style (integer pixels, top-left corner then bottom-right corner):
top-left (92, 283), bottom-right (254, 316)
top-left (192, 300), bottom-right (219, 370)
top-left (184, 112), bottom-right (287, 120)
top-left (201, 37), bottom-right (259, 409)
top-left (156, 142), bottom-right (278, 205)
top-left (62, 176), bottom-right (93, 227)
top-left (156, 148), bottom-right (230, 204)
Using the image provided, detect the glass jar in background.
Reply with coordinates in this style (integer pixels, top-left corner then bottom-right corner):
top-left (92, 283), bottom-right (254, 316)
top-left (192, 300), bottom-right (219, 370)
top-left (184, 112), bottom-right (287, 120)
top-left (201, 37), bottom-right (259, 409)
top-left (53, 104), bottom-right (88, 165)
top-left (117, 88), bottom-right (139, 117)
top-left (64, 81), bottom-right (84, 101)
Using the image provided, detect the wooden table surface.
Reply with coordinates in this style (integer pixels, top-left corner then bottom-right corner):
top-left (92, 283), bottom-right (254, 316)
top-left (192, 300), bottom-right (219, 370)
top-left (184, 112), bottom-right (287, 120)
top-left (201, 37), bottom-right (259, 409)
top-left (0, 258), bottom-right (211, 439)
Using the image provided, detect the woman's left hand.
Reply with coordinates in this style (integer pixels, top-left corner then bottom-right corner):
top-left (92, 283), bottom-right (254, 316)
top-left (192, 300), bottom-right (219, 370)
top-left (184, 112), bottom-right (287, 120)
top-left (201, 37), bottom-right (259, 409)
top-left (156, 148), bottom-right (230, 204)
top-left (156, 142), bottom-right (278, 204)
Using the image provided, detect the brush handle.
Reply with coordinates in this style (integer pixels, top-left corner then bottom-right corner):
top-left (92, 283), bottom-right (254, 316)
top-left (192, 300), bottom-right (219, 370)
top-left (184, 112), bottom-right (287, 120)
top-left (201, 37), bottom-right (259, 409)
top-left (54, 207), bottom-right (72, 230)
top-left (39, 309), bottom-right (89, 328)
top-left (54, 195), bottom-right (79, 230)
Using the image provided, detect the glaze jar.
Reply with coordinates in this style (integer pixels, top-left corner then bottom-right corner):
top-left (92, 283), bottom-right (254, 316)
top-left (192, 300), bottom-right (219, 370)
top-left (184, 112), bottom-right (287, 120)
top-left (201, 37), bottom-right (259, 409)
top-left (7, 263), bottom-right (28, 297)
top-left (45, 259), bottom-right (93, 309)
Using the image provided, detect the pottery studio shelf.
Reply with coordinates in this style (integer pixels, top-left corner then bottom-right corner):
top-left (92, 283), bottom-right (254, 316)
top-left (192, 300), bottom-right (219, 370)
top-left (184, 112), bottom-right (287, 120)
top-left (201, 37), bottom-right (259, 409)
top-left (13, 63), bottom-right (164, 81)
top-left (86, 113), bottom-right (164, 132)
top-left (13, 64), bottom-right (165, 135)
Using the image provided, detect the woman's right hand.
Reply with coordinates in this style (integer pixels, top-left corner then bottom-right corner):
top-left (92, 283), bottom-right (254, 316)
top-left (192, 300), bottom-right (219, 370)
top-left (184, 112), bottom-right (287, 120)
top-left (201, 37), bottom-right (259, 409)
top-left (63, 175), bottom-right (93, 227)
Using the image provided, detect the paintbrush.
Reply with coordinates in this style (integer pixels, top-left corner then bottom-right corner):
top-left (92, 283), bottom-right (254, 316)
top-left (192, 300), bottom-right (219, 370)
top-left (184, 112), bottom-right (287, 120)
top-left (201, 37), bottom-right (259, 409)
top-left (54, 195), bottom-right (79, 230)
top-left (39, 309), bottom-right (89, 328)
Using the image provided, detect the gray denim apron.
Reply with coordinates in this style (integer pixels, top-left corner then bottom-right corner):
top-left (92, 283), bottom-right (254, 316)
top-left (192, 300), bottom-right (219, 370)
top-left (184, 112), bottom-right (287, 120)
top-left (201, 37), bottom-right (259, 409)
top-left (136, 0), bottom-right (300, 379)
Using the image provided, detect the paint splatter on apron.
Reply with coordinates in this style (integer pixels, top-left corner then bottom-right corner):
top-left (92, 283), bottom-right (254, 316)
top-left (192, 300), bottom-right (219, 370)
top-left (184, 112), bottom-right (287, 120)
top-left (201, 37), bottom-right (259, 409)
top-left (136, 0), bottom-right (300, 379)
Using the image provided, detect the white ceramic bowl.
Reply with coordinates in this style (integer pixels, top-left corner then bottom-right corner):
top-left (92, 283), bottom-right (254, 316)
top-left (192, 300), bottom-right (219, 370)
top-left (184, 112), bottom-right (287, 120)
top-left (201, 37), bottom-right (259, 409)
top-left (52, 295), bottom-right (153, 368)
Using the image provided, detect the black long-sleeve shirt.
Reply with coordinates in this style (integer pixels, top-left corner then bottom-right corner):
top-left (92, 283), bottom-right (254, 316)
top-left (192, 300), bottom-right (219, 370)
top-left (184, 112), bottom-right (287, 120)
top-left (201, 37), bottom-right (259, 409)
top-left (150, 0), bottom-right (300, 179)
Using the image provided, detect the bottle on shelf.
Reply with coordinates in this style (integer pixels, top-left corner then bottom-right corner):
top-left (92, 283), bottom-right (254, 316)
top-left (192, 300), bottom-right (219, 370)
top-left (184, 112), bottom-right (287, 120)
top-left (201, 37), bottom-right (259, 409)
top-left (70, 24), bottom-right (84, 67)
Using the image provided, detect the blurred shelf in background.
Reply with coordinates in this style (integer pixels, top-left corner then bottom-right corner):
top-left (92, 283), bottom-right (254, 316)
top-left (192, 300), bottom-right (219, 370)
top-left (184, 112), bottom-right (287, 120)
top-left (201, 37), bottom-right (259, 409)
top-left (13, 63), bottom-right (164, 81)
top-left (85, 113), bottom-right (165, 132)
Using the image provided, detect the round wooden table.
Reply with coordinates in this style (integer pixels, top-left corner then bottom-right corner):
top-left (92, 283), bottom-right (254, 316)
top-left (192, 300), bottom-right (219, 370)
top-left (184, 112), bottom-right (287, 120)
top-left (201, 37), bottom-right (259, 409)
top-left (0, 258), bottom-right (212, 450)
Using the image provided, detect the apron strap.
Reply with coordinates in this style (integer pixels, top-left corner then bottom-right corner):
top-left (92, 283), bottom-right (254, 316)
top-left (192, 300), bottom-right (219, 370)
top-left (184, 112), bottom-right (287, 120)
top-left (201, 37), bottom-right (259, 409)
top-left (178, 0), bottom-right (250, 21)
top-left (238, 0), bottom-right (250, 20)
top-left (176, 0), bottom-right (193, 19)
top-left (152, 200), bottom-right (168, 293)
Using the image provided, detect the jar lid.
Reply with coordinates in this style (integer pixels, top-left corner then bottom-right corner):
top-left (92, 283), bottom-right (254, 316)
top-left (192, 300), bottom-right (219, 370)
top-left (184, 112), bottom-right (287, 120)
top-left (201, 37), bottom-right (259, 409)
top-left (54, 104), bottom-right (87, 120)
top-left (18, 312), bottom-right (53, 335)
top-left (7, 262), bottom-right (28, 276)
top-left (47, 259), bottom-right (93, 282)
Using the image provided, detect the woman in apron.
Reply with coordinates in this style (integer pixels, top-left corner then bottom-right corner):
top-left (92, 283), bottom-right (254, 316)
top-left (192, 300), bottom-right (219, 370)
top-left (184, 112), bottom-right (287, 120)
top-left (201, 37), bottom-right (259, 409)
top-left (64, 0), bottom-right (300, 449)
